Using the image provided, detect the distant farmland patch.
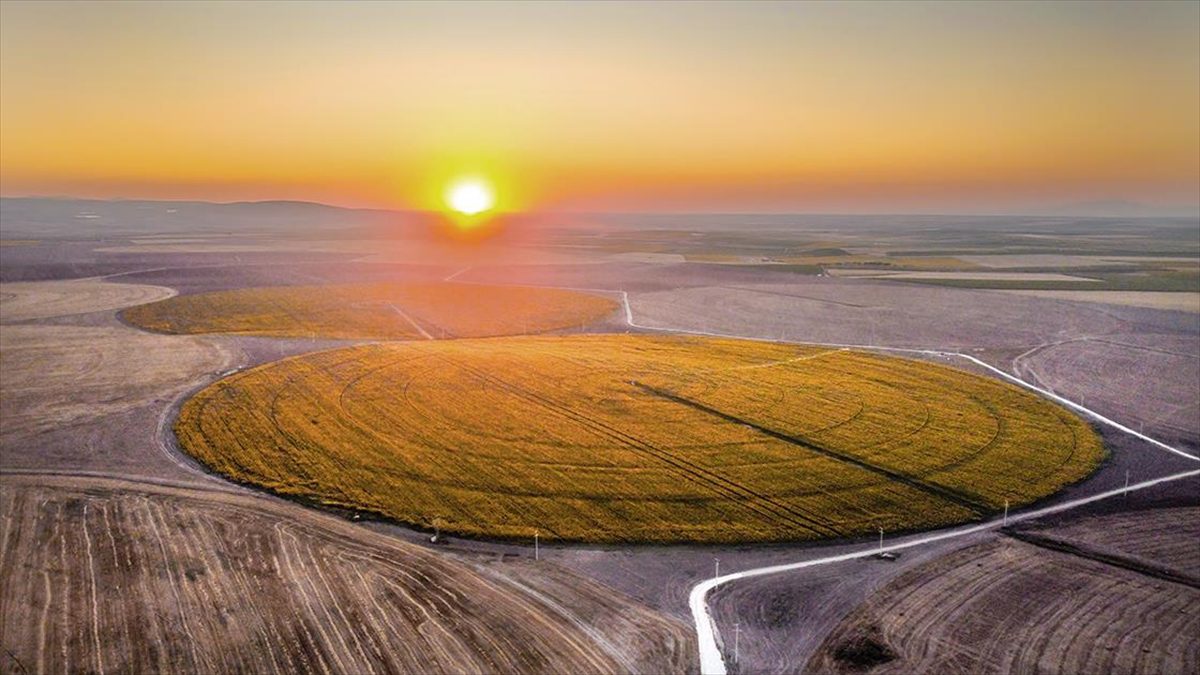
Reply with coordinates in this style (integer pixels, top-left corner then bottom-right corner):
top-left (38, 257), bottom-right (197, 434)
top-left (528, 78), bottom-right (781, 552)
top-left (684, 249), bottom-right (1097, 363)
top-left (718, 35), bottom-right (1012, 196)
top-left (176, 335), bottom-right (1104, 544)
top-left (999, 290), bottom-right (1200, 314)
top-left (827, 271), bottom-right (1102, 282)
top-left (2, 280), bottom-right (176, 321)
top-left (122, 282), bottom-right (619, 339)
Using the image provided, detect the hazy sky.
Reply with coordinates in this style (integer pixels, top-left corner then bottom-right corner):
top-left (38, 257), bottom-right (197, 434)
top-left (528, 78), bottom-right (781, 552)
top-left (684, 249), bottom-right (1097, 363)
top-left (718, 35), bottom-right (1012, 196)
top-left (2, 1), bottom-right (1197, 213)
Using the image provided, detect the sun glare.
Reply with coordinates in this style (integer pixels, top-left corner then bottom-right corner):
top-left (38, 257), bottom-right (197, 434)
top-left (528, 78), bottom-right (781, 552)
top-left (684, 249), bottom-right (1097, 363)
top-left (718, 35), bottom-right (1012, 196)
top-left (446, 178), bottom-right (495, 216)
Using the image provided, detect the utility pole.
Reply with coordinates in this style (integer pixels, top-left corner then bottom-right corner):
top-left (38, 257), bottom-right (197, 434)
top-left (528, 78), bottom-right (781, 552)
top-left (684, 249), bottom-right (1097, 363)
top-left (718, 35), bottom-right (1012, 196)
top-left (534, 530), bottom-right (540, 561)
top-left (734, 621), bottom-right (740, 665)
top-left (1003, 499), bottom-right (1009, 527)
top-left (878, 527), bottom-right (884, 554)
top-left (1124, 470), bottom-right (1131, 498)
top-left (714, 557), bottom-right (720, 579)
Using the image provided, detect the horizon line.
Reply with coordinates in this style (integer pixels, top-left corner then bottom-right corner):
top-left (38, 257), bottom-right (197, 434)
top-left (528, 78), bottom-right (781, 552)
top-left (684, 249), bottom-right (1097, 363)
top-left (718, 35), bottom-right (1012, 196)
top-left (3, 194), bottom-right (1198, 221)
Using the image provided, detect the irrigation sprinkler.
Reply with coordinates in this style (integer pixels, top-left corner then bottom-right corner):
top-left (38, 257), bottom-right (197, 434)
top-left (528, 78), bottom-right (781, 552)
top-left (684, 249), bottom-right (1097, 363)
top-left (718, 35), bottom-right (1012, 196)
top-left (714, 557), bottom-right (720, 579)
top-left (877, 526), bottom-right (884, 554)
top-left (1003, 499), bottom-right (1009, 527)
top-left (534, 530), bottom-right (540, 561)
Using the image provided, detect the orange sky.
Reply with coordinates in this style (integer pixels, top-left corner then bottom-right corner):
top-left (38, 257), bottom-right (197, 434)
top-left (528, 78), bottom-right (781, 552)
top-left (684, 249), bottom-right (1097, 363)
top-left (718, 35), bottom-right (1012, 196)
top-left (1, 1), bottom-right (1197, 214)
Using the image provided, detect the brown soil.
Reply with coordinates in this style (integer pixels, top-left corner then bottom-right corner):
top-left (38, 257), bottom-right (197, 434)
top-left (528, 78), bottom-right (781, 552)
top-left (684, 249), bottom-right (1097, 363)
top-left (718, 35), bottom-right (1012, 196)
top-left (809, 507), bottom-right (1200, 674)
top-left (0, 474), bottom-right (695, 675)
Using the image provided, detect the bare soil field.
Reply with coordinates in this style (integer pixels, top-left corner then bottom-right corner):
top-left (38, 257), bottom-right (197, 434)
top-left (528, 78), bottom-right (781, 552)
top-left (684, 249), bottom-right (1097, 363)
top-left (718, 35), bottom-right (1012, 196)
top-left (610, 252), bottom-right (688, 263)
top-left (959, 254), bottom-right (1159, 268)
top-left (174, 334), bottom-right (1102, 544)
top-left (809, 506), bottom-right (1200, 675)
top-left (830, 271), bottom-right (1102, 282)
top-left (0, 324), bottom-right (229, 442)
top-left (629, 279), bottom-right (1197, 349)
top-left (93, 242), bottom-right (374, 254)
top-left (0, 280), bottom-right (177, 321)
top-left (0, 283), bottom-right (236, 457)
top-left (0, 474), bottom-right (694, 675)
top-left (118, 260), bottom-right (449, 295)
top-left (1015, 334), bottom-right (1199, 448)
top-left (1026, 505), bottom-right (1200, 579)
top-left (0, 248), bottom-right (363, 284)
top-left (1000, 290), bottom-right (1200, 313)
top-left (453, 260), bottom-right (826, 293)
top-left (122, 282), bottom-right (619, 339)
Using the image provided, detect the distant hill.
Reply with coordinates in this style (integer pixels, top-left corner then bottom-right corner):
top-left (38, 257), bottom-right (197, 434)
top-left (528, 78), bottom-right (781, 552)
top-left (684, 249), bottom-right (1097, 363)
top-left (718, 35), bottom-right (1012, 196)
top-left (0, 197), bottom-right (420, 238)
top-left (3, 196), bottom-right (1196, 240)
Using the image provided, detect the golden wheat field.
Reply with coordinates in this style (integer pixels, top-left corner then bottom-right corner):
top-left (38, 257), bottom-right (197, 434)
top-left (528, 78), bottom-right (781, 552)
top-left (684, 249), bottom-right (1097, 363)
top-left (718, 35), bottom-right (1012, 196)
top-left (175, 335), bottom-right (1105, 544)
top-left (121, 282), bottom-right (619, 339)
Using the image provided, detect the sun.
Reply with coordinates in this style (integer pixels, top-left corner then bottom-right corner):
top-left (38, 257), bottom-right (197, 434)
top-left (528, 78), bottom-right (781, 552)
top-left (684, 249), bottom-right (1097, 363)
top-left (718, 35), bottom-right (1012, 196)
top-left (445, 178), bottom-right (495, 216)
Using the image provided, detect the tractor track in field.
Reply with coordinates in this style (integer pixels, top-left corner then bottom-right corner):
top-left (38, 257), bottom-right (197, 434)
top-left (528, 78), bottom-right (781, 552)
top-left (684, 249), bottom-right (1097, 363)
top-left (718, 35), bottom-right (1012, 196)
top-left (1001, 528), bottom-right (1200, 590)
top-left (435, 352), bottom-right (845, 540)
top-left (633, 383), bottom-right (990, 515)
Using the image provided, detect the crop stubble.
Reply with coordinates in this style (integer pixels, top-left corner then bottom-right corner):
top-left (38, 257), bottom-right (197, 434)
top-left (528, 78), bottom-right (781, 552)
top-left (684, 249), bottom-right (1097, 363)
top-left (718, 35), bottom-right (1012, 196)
top-left (0, 475), bottom-right (692, 674)
top-left (809, 507), bottom-right (1200, 674)
top-left (121, 282), bottom-right (619, 340)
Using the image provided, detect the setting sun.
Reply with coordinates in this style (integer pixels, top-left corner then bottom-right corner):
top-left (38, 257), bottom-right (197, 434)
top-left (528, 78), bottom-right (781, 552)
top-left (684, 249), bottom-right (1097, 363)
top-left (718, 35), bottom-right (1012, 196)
top-left (446, 178), bottom-right (495, 216)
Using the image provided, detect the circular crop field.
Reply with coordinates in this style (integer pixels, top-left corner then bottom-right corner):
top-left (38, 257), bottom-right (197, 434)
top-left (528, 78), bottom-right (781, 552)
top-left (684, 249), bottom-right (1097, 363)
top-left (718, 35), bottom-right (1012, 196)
top-left (176, 335), bottom-right (1105, 544)
top-left (121, 282), bottom-right (618, 340)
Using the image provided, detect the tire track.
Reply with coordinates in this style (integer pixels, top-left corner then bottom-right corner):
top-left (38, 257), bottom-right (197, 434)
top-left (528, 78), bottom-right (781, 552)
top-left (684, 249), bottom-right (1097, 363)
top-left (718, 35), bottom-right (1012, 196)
top-left (635, 383), bottom-right (990, 515)
top-left (441, 353), bottom-right (843, 539)
top-left (0, 473), bottom-right (696, 674)
top-left (1003, 529), bottom-right (1200, 589)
